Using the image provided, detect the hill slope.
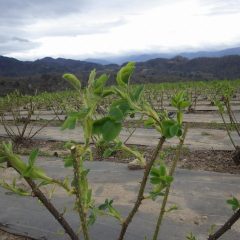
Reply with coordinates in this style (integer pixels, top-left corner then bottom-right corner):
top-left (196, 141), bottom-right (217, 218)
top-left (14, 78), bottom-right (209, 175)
top-left (1, 55), bottom-right (240, 95)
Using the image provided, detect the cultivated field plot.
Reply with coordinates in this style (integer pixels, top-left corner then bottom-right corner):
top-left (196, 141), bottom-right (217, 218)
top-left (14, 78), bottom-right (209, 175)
top-left (0, 66), bottom-right (240, 240)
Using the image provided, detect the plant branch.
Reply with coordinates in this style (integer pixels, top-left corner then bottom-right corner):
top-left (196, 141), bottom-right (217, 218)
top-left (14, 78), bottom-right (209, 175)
top-left (24, 177), bottom-right (79, 240)
top-left (219, 112), bottom-right (236, 149)
top-left (208, 208), bottom-right (240, 240)
top-left (71, 146), bottom-right (90, 240)
top-left (152, 125), bottom-right (188, 240)
top-left (118, 136), bottom-right (166, 240)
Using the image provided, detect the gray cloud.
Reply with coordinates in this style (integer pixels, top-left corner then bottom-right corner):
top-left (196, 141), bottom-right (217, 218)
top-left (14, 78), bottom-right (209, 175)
top-left (0, 0), bottom-right (162, 54)
top-left (32, 18), bottom-right (127, 37)
top-left (1, 0), bottom-right (240, 57)
top-left (0, 0), bottom-right (86, 22)
top-left (11, 37), bottom-right (30, 43)
top-left (0, 0), bottom-right (90, 54)
top-left (0, 37), bottom-right (40, 55)
top-left (0, 0), bottom-right (134, 54)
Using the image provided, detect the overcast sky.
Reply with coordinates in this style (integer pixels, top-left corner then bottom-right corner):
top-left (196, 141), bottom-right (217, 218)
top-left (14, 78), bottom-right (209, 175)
top-left (1, 0), bottom-right (240, 60)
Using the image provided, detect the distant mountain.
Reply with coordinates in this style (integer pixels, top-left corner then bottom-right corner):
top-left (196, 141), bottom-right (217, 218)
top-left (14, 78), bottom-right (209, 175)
top-left (84, 58), bottom-right (112, 65)
top-left (181, 47), bottom-right (240, 59)
top-left (0, 56), bottom-right (118, 95)
top-left (84, 47), bottom-right (240, 64)
top-left (1, 54), bottom-right (240, 96)
top-left (86, 53), bottom-right (173, 65)
top-left (0, 56), bottom-right (114, 77)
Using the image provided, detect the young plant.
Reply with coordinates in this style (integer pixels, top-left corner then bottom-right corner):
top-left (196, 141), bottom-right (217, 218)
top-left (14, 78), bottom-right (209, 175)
top-left (0, 63), bottom-right (193, 240)
top-left (214, 82), bottom-right (240, 165)
top-left (0, 142), bottom-right (77, 239)
top-left (63, 63), bottom-right (191, 240)
top-left (0, 91), bottom-right (56, 149)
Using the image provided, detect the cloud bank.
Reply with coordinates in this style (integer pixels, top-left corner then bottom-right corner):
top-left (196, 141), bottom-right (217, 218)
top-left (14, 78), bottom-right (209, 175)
top-left (0, 0), bottom-right (240, 59)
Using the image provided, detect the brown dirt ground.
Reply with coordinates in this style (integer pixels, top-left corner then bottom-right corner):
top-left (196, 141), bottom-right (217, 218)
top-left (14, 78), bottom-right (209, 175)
top-left (3, 138), bottom-right (239, 175)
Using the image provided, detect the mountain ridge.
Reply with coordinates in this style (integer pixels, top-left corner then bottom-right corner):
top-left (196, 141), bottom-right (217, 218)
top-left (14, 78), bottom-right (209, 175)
top-left (1, 54), bottom-right (240, 96)
top-left (84, 47), bottom-right (240, 65)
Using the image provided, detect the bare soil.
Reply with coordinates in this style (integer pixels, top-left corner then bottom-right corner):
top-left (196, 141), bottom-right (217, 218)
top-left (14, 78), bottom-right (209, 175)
top-left (3, 138), bottom-right (239, 175)
top-left (98, 146), bottom-right (240, 174)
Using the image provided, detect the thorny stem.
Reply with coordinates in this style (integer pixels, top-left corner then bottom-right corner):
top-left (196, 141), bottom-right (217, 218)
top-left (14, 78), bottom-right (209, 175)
top-left (24, 177), bottom-right (79, 240)
top-left (71, 146), bottom-right (90, 240)
top-left (152, 125), bottom-right (188, 240)
top-left (118, 136), bottom-right (166, 240)
top-left (6, 162), bottom-right (78, 240)
top-left (208, 208), bottom-right (240, 240)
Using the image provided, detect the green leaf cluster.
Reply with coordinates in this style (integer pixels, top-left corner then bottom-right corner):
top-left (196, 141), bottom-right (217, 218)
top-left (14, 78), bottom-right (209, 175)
top-left (161, 120), bottom-right (182, 138)
top-left (62, 108), bottom-right (90, 130)
top-left (116, 62), bottom-right (135, 86)
top-left (171, 91), bottom-right (190, 110)
top-left (227, 197), bottom-right (240, 211)
top-left (149, 164), bottom-right (173, 200)
top-left (98, 199), bottom-right (122, 222)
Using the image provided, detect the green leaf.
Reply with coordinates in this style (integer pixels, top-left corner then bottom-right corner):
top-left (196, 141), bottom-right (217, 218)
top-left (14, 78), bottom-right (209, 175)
top-left (166, 204), bottom-right (178, 213)
top-left (227, 197), bottom-right (240, 211)
top-left (99, 199), bottom-right (109, 210)
top-left (179, 101), bottom-right (191, 109)
top-left (88, 210), bottom-right (97, 226)
top-left (98, 199), bottom-right (122, 222)
top-left (102, 89), bottom-right (115, 97)
top-left (69, 108), bottom-right (90, 119)
top-left (109, 107), bottom-right (124, 122)
top-left (93, 74), bottom-right (109, 95)
top-left (88, 69), bottom-right (96, 86)
top-left (92, 117), bottom-right (110, 135)
top-left (63, 73), bottom-right (81, 90)
top-left (144, 118), bottom-right (155, 127)
top-left (28, 149), bottom-right (39, 167)
top-left (62, 108), bottom-right (89, 130)
top-left (165, 175), bottom-right (174, 183)
top-left (150, 177), bottom-right (161, 184)
top-left (23, 166), bottom-right (33, 178)
top-left (162, 119), bottom-right (175, 128)
top-left (61, 116), bottom-right (77, 130)
top-left (131, 85), bottom-right (144, 102)
top-left (169, 124), bottom-right (179, 137)
top-left (102, 120), bottom-right (122, 142)
top-left (177, 128), bottom-right (182, 137)
top-left (150, 167), bottom-right (160, 177)
top-left (116, 62), bottom-right (135, 86)
top-left (93, 117), bottom-right (122, 141)
top-left (149, 191), bottom-right (165, 201)
top-left (171, 91), bottom-right (190, 110)
top-left (111, 99), bottom-right (132, 116)
top-left (162, 120), bottom-right (179, 138)
top-left (159, 165), bottom-right (166, 176)
top-left (64, 156), bottom-right (74, 167)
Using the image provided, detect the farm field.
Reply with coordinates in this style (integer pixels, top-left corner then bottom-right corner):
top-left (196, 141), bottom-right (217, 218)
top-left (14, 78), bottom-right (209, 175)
top-left (0, 67), bottom-right (240, 240)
